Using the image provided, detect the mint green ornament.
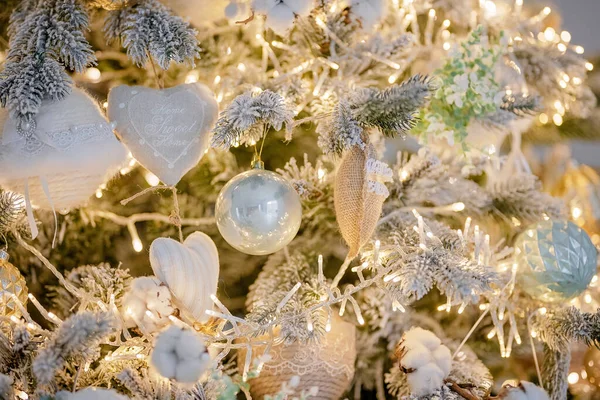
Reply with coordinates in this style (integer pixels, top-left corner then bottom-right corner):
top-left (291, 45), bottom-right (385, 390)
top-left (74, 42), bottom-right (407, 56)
top-left (515, 220), bottom-right (597, 303)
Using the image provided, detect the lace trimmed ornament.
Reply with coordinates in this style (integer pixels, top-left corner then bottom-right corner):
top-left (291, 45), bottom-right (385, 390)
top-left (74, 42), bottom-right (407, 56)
top-left (238, 314), bottom-right (356, 400)
top-left (107, 83), bottom-right (219, 186)
top-left (334, 145), bottom-right (392, 257)
top-left (0, 87), bottom-right (127, 241)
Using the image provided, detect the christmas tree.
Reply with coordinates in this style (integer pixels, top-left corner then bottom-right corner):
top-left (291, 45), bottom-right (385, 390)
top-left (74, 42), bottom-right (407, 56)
top-left (0, 0), bottom-right (599, 399)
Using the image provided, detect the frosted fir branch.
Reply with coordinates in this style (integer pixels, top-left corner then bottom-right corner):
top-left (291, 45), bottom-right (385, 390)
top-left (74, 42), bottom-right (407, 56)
top-left (0, 190), bottom-right (24, 235)
top-left (533, 307), bottom-right (600, 352)
top-left (117, 368), bottom-right (155, 399)
top-left (499, 94), bottom-right (540, 116)
top-left (104, 0), bottom-right (200, 70)
top-left (316, 101), bottom-right (365, 156)
top-left (33, 312), bottom-right (116, 386)
top-left (542, 344), bottom-right (570, 400)
top-left (347, 75), bottom-right (436, 137)
top-left (211, 90), bottom-right (295, 150)
top-left (0, 0), bottom-right (95, 130)
top-left (487, 173), bottom-right (565, 226)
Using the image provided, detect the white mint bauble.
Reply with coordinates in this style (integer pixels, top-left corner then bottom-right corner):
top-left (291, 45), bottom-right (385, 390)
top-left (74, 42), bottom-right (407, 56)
top-left (150, 231), bottom-right (219, 322)
top-left (215, 163), bottom-right (302, 255)
top-left (0, 88), bottom-right (127, 210)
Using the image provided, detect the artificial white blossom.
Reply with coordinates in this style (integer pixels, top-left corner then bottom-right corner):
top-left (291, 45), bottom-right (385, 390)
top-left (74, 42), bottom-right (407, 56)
top-left (121, 276), bottom-right (174, 333)
top-left (252, 0), bottom-right (314, 34)
top-left (397, 327), bottom-right (452, 397)
top-left (150, 326), bottom-right (211, 384)
top-left (56, 388), bottom-right (128, 400)
top-left (498, 380), bottom-right (550, 400)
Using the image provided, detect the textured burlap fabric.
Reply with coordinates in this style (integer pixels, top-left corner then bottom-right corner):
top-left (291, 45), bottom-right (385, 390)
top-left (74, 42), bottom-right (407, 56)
top-left (334, 145), bottom-right (390, 257)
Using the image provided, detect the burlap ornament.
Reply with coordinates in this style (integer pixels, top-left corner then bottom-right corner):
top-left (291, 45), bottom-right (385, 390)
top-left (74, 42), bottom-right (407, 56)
top-left (334, 145), bottom-right (392, 257)
top-left (238, 315), bottom-right (356, 400)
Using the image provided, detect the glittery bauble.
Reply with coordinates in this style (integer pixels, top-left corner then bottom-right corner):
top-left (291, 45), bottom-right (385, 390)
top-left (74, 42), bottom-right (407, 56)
top-left (215, 165), bottom-right (302, 255)
top-left (0, 250), bottom-right (28, 318)
top-left (515, 220), bottom-right (597, 302)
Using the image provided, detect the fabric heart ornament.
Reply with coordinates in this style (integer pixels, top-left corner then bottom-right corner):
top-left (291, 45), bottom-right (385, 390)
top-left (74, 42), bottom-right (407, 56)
top-left (150, 231), bottom-right (219, 323)
top-left (108, 83), bottom-right (219, 186)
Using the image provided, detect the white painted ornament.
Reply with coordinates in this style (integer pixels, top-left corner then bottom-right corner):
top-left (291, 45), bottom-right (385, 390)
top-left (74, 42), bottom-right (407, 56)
top-left (151, 326), bottom-right (211, 384)
top-left (215, 160), bottom-right (302, 255)
top-left (150, 231), bottom-right (219, 322)
top-left (107, 83), bottom-right (219, 186)
top-left (0, 88), bottom-right (127, 238)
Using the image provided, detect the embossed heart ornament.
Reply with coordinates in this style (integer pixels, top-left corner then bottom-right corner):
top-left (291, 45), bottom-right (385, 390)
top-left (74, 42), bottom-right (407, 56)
top-left (108, 83), bottom-right (218, 186)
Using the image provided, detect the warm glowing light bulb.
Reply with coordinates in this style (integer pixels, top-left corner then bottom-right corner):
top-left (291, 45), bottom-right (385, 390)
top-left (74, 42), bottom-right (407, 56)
top-left (568, 372), bottom-right (580, 384)
top-left (572, 207), bottom-right (583, 219)
top-left (585, 62), bottom-right (594, 71)
top-left (132, 238), bottom-right (143, 253)
top-left (553, 114), bottom-right (563, 126)
top-left (538, 113), bottom-right (549, 124)
top-left (542, 7), bottom-right (551, 16)
top-left (144, 172), bottom-right (160, 187)
top-left (543, 27), bottom-right (556, 41)
top-left (560, 31), bottom-right (571, 42)
top-left (452, 202), bottom-right (465, 212)
top-left (85, 67), bottom-right (101, 82)
top-left (575, 46), bottom-right (585, 54)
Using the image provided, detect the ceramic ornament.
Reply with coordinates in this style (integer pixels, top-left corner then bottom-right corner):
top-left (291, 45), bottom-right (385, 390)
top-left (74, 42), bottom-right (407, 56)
top-left (150, 231), bottom-right (219, 322)
top-left (0, 87), bottom-right (127, 224)
top-left (108, 83), bottom-right (219, 186)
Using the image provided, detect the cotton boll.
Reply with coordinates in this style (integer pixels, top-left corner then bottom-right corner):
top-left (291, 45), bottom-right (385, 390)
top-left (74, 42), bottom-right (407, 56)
top-left (351, 0), bottom-right (387, 29)
top-left (59, 388), bottom-right (129, 400)
top-left (122, 276), bottom-right (174, 333)
top-left (396, 327), bottom-right (452, 396)
top-left (499, 381), bottom-right (550, 400)
top-left (151, 326), bottom-right (210, 385)
top-left (284, 0), bottom-right (314, 16)
top-left (406, 364), bottom-right (446, 397)
top-left (432, 345), bottom-right (452, 376)
top-left (265, 3), bottom-right (296, 35)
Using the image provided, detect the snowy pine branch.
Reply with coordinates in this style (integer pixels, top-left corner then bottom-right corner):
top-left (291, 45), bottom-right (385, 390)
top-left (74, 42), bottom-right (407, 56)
top-left (534, 307), bottom-right (600, 352)
top-left (33, 312), bottom-right (116, 386)
top-left (348, 75), bottom-right (436, 137)
top-left (104, 0), bottom-right (200, 70)
top-left (0, 0), bottom-right (95, 130)
top-left (317, 100), bottom-right (365, 155)
top-left (211, 90), bottom-right (295, 150)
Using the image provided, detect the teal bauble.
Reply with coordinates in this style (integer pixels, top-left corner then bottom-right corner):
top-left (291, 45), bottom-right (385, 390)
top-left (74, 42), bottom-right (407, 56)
top-left (515, 219), bottom-right (597, 302)
top-left (215, 162), bottom-right (302, 256)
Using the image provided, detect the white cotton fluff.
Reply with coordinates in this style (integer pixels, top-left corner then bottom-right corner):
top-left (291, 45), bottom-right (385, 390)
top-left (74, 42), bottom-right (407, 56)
top-left (499, 380), bottom-right (550, 400)
top-left (58, 388), bottom-right (128, 400)
top-left (151, 326), bottom-right (211, 384)
top-left (399, 327), bottom-right (452, 397)
top-left (350, 0), bottom-right (387, 29)
top-left (252, 0), bottom-right (315, 35)
top-left (121, 276), bottom-right (174, 333)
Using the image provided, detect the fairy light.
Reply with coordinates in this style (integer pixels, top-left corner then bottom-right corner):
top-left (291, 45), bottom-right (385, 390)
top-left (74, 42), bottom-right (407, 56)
top-left (572, 77), bottom-right (582, 85)
top-left (442, 19), bottom-right (450, 29)
top-left (584, 293), bottom-right (592, 304)
top-left (10, 315), bottom-right (19, 323)
top-left (226, 47), bottom-right (232, 55)
top-left (317, 168), bottom-right (326, 181)
top-left (559, 80), bottom-right (567, 89)
top-left (561, 31), bottom-right (571, 42)
top-left (102, 101), bottom-right (108, 109)
top-left (213, 75), bottom-right (221, 85)
top-left (185, 71), bottom-right (199, 83)
top-left (452, 202), bottom-right (465, 212)
top-left (557, 43), bottom-right (567, 52)
top-left (568, 372), bottom-right (580, 384)
top-left (144, 171), bottom-right (160, 187)
top-left (483, 1), bottom-right (497, 18)
top-left (388, 72), bottom-right (401, 84)
top-left (95, 189), bottom-right (103, 199)
top-left (542, 6), bottom-right (551, 16)
top-left (237, 63), bottom-right (247, 72)
top-left (443, 42), bottom-right (451, 51)
top-left (538, 112), bottom-right (549, 124)
top-left (16, 391), bottom-right (28, 400)
top-left (132, 238), bottom-right (143, 253)
top-left (553, 114), bottom-right (563, 126)
top-left (574, 45), bottom-right (585, 54)
top-left (585, 62), bottom-right (594, 71)
top-left (487, 329), bottom-right (496, 339)
top-left (572, 206), bottom-right (583, 219)
top-left (543, 27), bottom-right (556, 42)
top-left (85, 67), bottom-right (101, 82)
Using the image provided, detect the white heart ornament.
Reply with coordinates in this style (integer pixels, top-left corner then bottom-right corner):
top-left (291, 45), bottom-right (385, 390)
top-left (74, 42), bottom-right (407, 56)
top-left (150, 232), bottom-right (219, 322)
top-left (108, 83), bottom-right (218, 186)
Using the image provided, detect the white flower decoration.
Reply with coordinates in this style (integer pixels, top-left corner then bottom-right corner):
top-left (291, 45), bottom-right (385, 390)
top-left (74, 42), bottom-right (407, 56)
top-left (122, 276), bottom-right (174, 333)
top-left (252, 0), bottom-right (314, 34)
top-left (151, 326), bottom-right (211, 384)
top-left (396, 327), bottom-right (452, 397)
top-left (498, 380), bottom-right (550, 400)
